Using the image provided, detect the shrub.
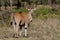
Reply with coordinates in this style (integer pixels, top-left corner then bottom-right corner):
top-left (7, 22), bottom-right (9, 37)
top-left (34, 7), bottom-right (60, 19)
top-left (14, 7), bottom-right (29, 13)
top-left (34, 7), bottom-right (52, 17)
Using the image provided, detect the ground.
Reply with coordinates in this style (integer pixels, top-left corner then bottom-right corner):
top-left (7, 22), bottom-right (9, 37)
top-left (0, 17), bottom-right (60, 40)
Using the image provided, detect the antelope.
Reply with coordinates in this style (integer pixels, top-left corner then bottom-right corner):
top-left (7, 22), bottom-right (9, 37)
top-left (10, 7), bottom-right (36, 38)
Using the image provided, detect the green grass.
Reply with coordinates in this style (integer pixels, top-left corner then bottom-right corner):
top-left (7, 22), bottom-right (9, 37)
top-left (34, 7), bottom-right (60, 19)
top-left (14, 7), bottom-right (29, 13)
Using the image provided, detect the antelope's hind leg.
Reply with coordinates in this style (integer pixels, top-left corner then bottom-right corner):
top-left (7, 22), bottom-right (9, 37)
top-left (12, 22), bottom-right (16, 38)
top-left (13, 22), bottom-right (19, 38)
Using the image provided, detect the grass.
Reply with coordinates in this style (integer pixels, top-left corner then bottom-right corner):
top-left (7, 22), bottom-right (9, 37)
top-left (14, 7), bottom-right (29, 13)
top-left (33, 7), bottom-right (60, 19)
top-left (0, 18), bottom-right (60, 40)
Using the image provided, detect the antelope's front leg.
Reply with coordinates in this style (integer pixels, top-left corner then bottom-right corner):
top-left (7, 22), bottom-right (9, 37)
top-left (12, 23), bottom-right (16, 37)
top-left (25, 24), bottom-right (28, 37)
top-left (15, 25), bottom-right (19, 38)
top-left (19, 25), bottom-right (22, 36)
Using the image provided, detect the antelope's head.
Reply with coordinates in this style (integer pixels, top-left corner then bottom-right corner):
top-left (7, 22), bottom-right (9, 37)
top-left (26, 6), bottom-right (37, 22)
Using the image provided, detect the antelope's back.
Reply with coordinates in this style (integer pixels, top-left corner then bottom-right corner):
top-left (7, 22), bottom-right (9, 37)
top-left (20, 12), bottom-right (29, 22)
top-left (11, 12), bottom-right (22, 23)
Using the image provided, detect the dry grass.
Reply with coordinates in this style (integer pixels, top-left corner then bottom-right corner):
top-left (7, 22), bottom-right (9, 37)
top-left (0, 17), bottom-right (60, 40)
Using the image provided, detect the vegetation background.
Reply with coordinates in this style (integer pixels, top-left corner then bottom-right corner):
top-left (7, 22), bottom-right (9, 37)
top-left (0, 0), bottom-right (60, 40)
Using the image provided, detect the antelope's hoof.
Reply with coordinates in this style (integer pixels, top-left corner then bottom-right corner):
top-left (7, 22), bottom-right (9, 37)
top-left (13, 34), bottom-right (19, 38)
top-left (13, 35), bottom-right (18, 38)
top-left (13, 34), bottom-right (15, 38)
top-left (24, 34), bottom-right (28, 37)
top-left (15, 36), bottom-right (18, 38)
top-left (23, 35), bottom-right (28, 38)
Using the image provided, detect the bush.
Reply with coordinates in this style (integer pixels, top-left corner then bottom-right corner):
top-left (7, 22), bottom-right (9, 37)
top-left (34, 7), bottom-right (60, 19)
top-left (56, 0), bottom-right (60, 4)
top-left (34, 7), bottom-right (52, 16)
top-left (14, 7), bottom-right (29, 13)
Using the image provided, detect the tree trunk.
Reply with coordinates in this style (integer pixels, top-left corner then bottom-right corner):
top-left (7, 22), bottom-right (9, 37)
top-left (4, 2), bottom-right (7, 10)
top-left (51, 0), bottom-right (56, 10)
top-left (42, 0), bottom-right (45, 5)
top-left (48, 0), bottom-right (51, 5)
top-left (17, 0), bottom-right (21, 9)
top-left (1, 0), bottom-right (4, 10)
top-left (0, 0), bottom-right (1, 11)
top-left (10, 0), bottom-right (12, 10)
